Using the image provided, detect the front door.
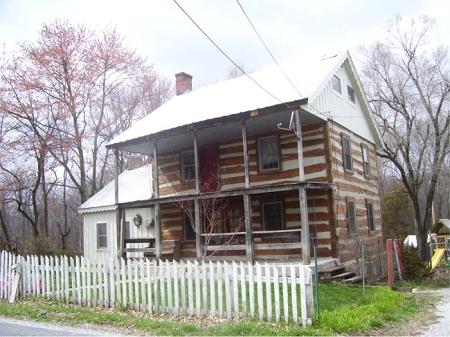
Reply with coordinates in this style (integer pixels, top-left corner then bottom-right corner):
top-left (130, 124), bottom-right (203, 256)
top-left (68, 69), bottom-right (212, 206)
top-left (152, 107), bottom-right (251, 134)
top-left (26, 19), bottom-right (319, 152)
top-left (199, 145), bottom-right (219, 192)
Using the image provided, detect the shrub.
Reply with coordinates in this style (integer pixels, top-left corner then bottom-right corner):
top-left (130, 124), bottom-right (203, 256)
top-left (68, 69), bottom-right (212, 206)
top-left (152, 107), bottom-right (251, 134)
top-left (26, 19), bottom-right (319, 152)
top-left (403, 247), bottom-right (429, 280)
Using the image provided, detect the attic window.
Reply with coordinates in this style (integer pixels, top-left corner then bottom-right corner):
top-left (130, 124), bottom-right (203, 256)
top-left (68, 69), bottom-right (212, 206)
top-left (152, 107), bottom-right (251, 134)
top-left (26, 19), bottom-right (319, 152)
top-left (347, 85), bottom-right (355, 103)
top-left (332, 75), bottom-right (341, 94)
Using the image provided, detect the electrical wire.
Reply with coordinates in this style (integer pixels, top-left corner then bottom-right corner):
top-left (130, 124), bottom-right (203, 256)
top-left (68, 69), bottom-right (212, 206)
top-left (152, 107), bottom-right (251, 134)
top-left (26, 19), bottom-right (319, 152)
top-left (171, 0), bottom-right (282, 103)
top-left (235, 0), bottom-right (303, 98)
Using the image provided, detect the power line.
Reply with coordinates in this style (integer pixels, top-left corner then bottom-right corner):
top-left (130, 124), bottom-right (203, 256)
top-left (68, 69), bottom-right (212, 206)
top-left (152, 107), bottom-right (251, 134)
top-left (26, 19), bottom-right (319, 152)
top-left (235, 0), bottom-right (303, 98)
top-left (171, 0), bottom-right (282, 103)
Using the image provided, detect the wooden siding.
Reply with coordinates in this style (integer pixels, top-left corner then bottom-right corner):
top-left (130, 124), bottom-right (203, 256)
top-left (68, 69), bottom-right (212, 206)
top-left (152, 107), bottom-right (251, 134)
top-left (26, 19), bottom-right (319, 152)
top-left (327, 121), bottom-right (383, 264)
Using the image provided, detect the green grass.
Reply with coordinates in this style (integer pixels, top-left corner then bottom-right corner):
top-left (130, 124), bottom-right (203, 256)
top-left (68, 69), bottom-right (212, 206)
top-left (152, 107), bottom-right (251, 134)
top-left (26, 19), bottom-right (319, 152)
top-left (0, 283), bottom-right (420, 336)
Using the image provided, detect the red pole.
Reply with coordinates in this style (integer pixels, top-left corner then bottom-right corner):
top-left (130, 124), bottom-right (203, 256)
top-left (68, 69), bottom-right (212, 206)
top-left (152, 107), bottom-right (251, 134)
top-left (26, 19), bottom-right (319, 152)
top-left (387, 239), bottom-right (394, 289)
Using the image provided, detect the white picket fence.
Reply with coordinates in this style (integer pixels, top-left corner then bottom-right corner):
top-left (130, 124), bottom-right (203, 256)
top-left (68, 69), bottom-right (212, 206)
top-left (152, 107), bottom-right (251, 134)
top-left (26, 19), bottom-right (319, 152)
top-left (0, 250), bottom-right (314, 325)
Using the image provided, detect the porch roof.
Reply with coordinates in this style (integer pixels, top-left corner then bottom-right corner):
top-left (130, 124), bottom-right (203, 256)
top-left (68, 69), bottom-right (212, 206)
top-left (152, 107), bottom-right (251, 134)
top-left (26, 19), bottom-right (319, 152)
top-left (78, 165), bottom-right (152, 214)
top-left (106, 53), bottom-right (346, 150)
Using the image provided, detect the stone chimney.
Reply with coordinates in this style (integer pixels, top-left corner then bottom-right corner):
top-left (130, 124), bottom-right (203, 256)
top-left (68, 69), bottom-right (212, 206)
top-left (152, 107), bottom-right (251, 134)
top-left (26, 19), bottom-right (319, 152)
top-left (175, 72), bottom-right (193, 95)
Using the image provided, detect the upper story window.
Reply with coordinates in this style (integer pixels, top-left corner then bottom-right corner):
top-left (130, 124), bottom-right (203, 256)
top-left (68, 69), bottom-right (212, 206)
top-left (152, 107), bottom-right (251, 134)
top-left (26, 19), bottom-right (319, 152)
top-left (341, 134), bottom-right (353, 173)
top-left (332, 75), bottom-right (342, 94)
top-left (258, 136), bottom-right (280, 171)
top-left (347, 85), bottom-right (355, 103)
top-left (367, 201), bottom-right (375, 233)
top-left (263, 201), bottom-right (283, 231)
top-left (346, 199), bottom-right (357, 234)
top-left (361, 144), bottom-right (371, 179)
top-left (182, 150), bottom-right (195, 182)
top-left (96, 222), bottom-right (107, 249)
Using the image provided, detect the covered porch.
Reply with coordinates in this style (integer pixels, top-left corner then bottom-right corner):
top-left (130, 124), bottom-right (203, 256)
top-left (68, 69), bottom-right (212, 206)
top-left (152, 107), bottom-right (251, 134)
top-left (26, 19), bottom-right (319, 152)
top-left (110, 99), bottom-right (329, 264)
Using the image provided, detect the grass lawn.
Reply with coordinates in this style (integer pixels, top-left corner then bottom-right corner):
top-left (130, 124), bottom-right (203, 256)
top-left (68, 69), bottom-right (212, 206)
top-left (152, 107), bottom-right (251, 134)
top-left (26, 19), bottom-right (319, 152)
top-left (0, 283), bottom-right (421, 336)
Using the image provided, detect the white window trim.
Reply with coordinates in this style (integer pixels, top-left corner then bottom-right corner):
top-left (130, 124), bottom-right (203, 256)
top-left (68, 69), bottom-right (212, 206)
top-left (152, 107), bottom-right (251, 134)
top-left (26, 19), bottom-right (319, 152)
top-left (347, 85), bottom-right (356, 105)
top-left (96, 222), bottom-right (108, 250)
top-left (262, 201), bottom-right (284, 231)
top-left (257, 135), bottom-right (280, 172)
top-left (332, 75), bottom-right (342, 95)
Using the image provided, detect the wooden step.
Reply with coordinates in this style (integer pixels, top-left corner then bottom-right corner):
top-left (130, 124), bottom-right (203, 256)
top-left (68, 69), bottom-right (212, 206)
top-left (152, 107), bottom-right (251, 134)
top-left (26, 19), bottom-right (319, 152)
top-left (342, 276), bottom-right (363, 284)
top-left (330, 271), bottom-right (355, 280)
top-left (320, 265), bottom-right (346, 278)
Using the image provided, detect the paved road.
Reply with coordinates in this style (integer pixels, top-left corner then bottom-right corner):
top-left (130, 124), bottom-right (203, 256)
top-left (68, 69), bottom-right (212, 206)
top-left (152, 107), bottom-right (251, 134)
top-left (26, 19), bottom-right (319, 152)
top-left (0, 317), bottom-right (123, 336)
top-left (421, 287), bottom-right (450, 337)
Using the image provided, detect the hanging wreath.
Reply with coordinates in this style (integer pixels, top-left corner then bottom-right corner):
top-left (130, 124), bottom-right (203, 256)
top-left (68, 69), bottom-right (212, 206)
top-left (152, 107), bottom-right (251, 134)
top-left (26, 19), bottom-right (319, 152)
top-left (133, 214), bottom-right (143, 227)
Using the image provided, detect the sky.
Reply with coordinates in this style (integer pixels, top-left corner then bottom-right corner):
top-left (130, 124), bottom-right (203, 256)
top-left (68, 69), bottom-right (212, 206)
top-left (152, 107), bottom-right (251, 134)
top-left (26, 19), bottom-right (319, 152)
top-left (0, 0), bottom-right (449, 87)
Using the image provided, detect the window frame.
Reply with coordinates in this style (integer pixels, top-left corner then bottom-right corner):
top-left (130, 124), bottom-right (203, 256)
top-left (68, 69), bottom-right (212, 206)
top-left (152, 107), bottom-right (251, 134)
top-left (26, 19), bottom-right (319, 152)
top-left (346, 198), bottom-right (357, 235)
top-left (332, 75), bottom-right (342, 94)
top-left (347, 85), bottom-right (355, 103)
top-left (181, 150), bottom-right (196, 183)
top-left (96, 222), bottom-right (108, 250)
top-left (361, 144), bottom-right (371, 179)
top-left (257, 135), bottom-right (281, 172)
top-left (366, 200), bottom-right (376, 233)
top-left (262, 201), bottom-right (285, 231)
top-left (341, 134), bottom-right (354, 174)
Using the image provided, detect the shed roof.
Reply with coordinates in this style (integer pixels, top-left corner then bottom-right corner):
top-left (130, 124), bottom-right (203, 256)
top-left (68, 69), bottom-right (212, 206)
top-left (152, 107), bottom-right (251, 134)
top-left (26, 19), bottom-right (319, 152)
top-left (431, 219), bottom-right (450, 235)
top-left (79, 165), bottom-right (152, 214)
top-left (108, 52), bottom-right (370, 147)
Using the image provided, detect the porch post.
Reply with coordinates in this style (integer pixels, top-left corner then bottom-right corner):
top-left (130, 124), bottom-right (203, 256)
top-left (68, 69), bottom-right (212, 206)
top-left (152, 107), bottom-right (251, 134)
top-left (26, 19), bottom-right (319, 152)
top-left (193, 131), bottom-right (202, 258)
top-left (295, 110), bottom-right (311, 264)
top-left (242, 119), bottom-right (254, 262)
top-left (152, 141), bottom-right (162, 260)
top-left (114, 149), bottom-right (122, 255)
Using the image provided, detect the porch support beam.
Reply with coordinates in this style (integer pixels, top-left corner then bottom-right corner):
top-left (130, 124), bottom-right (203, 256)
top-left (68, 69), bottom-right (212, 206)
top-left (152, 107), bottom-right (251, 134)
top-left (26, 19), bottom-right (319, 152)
top-left (241, 118), bottom-right (253, 262)
top-left (294, 109), bottom-right (310, 264)
top-left (114, 149), bottom-right (122, 256)
top-left (244, 194), bottom-right (254, 263)
top-left (153, 141), bottom-right (162, 260)
top-left (241, 119), bottom-right (250, 188)
top-left (193, 131), bottom-right (202, 258)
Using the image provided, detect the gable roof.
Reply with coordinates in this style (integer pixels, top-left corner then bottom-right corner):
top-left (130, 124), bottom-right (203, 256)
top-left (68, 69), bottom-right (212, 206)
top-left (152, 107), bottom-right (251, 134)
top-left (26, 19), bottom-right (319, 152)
top-left (108, 51), bottom-right (382, 148)
top-left (431, 219), bottom-right (450, 235)
top-left (79, 165), bottom-right (152, 214)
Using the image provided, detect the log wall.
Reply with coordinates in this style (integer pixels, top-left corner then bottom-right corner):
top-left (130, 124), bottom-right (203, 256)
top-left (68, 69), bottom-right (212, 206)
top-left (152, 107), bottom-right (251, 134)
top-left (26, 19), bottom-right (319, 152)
top-left (327, 120), bottom-right (384, 271)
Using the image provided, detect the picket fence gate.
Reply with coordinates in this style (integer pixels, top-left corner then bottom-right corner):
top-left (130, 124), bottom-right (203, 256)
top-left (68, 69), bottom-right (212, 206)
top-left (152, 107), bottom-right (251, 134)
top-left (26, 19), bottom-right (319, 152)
top-left (0, 250), bottom-right (314, 325)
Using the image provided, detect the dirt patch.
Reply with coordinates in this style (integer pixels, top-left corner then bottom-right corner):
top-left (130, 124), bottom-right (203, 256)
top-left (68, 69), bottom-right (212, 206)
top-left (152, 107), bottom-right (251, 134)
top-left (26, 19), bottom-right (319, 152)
top-left (368, 292), bottom-right (440, 336)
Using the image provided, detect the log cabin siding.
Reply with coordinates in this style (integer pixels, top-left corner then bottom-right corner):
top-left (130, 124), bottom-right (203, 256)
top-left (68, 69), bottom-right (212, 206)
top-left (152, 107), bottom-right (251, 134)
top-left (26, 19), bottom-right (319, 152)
top-left (327, 120), bottom-right (383, 265)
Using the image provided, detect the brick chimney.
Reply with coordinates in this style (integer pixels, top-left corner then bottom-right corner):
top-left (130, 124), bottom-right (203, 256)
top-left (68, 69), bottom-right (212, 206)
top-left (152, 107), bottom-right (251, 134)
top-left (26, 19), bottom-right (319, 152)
top-left (175, 72), bottom-right (193, 95)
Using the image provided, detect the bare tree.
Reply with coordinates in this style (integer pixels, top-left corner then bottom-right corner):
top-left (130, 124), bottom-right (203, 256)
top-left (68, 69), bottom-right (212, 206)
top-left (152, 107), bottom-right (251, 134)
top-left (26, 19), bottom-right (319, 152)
top-left (361, 16), bottom-right (450, 260)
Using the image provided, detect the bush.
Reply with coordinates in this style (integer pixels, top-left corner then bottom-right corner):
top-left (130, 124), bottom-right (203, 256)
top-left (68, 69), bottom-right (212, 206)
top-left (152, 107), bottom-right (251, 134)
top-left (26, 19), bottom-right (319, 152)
top-left (403, 247), bottom-right (429, 280)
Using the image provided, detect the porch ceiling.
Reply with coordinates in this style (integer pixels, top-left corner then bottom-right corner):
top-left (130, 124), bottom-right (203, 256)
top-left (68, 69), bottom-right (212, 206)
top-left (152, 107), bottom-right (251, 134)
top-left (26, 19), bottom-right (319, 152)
top-left (120, 107), bottom-right (323, 155)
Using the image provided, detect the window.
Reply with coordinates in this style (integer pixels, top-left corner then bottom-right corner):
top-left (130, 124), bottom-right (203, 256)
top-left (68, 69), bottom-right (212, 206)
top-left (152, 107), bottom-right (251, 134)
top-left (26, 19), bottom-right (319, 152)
top-left (347, 85), bottom-right (355, 103)
top-left (258, 136), bottom-right (280, 171)
top-left (367, 201), bottom-right (375, 233)
top-left (96, 223), bottom-right (107, 249)
top-left (341, 135), bottom-right (353, 172)
top-left (183, 213), bottom-right (196, 241)
top-left (346, 199), bottom-right (356, 234)
top-left (182, 150), bottom-right (195, 182)
top-left (263, 202), bottom-right (283, 231)
top-left (228, 207), bottom-right (244, 232)
top-left (332, 75), bottom-right (341, 94)
top-left (361, 145), bottom-right (371, 179)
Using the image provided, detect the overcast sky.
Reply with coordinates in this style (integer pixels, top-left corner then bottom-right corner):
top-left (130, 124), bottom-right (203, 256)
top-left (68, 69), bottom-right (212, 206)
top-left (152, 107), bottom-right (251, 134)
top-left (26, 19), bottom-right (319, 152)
top-left (1, 0), bottom-right (449, 87)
